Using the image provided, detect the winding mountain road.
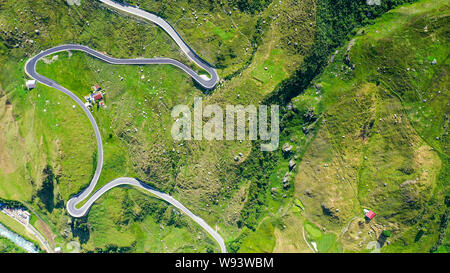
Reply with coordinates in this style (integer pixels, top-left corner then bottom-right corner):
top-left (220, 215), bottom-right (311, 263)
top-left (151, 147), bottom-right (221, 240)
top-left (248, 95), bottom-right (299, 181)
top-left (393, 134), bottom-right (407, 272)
top-left (24, 0), bottom-right (225, 253)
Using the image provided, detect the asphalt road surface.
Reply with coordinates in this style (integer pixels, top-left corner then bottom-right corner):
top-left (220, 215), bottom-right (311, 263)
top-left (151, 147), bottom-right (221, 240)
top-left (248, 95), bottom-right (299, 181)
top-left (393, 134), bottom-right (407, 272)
top-left (24, 0), bottom-right (225, 253)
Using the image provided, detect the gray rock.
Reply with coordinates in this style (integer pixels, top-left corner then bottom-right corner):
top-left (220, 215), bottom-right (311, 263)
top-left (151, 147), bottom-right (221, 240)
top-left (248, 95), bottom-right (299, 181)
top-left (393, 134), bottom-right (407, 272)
top-left (282, 143), bottom-right (293, 153)
top-left (289, 159), bottom-right (296, 170)
top-left (302, 126), bottom-right (309, 134)
top-left (330, 54), bottom-right (335, 63)
top-left (283, 172), bottom-right (291, 189)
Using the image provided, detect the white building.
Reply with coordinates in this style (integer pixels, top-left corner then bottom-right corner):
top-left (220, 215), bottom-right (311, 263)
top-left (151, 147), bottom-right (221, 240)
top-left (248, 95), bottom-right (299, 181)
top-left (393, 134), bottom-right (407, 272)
top-left (26, 80), bottom-right (37, 90)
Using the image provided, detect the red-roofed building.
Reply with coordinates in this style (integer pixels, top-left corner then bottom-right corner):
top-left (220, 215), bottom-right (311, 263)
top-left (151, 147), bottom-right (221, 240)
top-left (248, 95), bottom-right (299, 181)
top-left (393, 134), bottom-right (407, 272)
top-left (93, 92), bottom-right (103, 101)
top-left (95, 84), bottom-right (101, 91)
top-left (365, 210), bottom-right (376, 220)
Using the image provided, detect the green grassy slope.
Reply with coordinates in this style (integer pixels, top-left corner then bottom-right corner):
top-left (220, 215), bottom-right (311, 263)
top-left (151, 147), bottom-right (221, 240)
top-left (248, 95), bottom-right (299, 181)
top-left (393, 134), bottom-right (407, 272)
top-left (0, 0), bottom-right (314, 252)
top-left (32, 0), bottom-right (317, 251)
top-left (35, 51), bottom-right (197, 197)
top-left (259, 0), bottom-right (448, 253)
top-left (1, 0), bottom-right (445, 253)
top-left (74, 187), bottom-right (219, 253)
top-left (228, 0), bottom-right (429, 253)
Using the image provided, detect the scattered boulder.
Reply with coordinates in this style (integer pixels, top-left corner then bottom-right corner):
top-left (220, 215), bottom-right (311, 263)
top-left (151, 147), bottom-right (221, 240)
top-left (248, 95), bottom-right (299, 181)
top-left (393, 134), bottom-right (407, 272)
top-left (282, 143), bottom-right (292, 152)
top-left (289, 159), bottom-right (296, 171)
top-left (303, 108), bottom-right (316, 122)
top-left (330, 54), bottom-right (335, 63)
top-left (66, 0), bottom-right (81, 6)
top-left (314, 83), bottom-right (323, 92)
